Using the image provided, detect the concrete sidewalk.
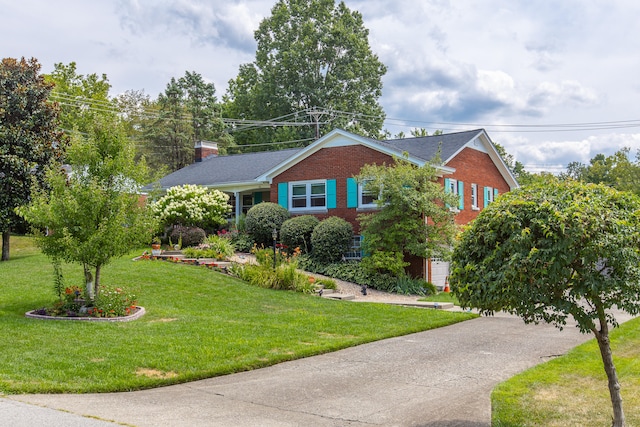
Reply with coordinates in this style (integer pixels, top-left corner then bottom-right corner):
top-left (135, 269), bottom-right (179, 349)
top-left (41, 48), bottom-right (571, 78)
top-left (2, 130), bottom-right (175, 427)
top-left (7, 310), bottom-right (633, 427)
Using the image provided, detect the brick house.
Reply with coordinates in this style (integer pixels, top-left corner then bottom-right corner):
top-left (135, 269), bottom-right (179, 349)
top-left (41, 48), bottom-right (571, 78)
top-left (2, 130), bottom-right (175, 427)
top-left (151, 128), bottom-right (518, 285)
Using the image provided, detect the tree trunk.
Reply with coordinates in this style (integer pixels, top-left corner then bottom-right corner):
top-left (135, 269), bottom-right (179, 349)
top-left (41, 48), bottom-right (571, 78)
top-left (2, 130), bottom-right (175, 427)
top-left (1, 230), bottom-right (10, 261)
top-left (83, 265), bottom-right (94, 301)
top-left (595, 324), bottom-right (625, 426)
top-left (94, 264), bottom-right (102, 298)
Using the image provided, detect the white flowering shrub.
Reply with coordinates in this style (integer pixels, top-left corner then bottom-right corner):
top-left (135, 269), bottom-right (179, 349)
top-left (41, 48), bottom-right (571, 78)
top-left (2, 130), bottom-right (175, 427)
top-left (151, 184), bottom-right (230, 231)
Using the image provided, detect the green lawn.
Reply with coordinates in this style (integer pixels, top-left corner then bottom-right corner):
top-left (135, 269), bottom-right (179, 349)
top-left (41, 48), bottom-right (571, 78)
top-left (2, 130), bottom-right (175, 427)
top-left (0, 236), bottom-right (475, 394)
top-left (419, 291), bottom-right (459, 305)
top-left (492, 316), bottom-right (640, 426)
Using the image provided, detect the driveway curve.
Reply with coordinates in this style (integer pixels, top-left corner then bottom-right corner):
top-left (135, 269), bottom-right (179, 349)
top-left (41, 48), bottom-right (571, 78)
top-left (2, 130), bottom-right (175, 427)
top-left (8, 309), bottom-right (635, 427)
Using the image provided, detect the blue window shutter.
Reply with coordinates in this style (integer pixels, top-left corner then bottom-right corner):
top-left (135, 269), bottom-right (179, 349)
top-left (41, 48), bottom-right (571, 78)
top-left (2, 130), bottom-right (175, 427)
top-left (346, 178), bottom-right (358, 208)
top-left (494, 188), bottom-right (499, 199)
top-left (253, 192), bottom-right (262, 204)
top-left (444, 178), bottom-right (451, 193)
top-left (458, 181), bottom-right (464, 210)
top-left (484, 187), bottom-right (490, 207)
top-left (278, 182), bottom-right (288, 208)
top-left (327, 179), bottom-right (337, 209)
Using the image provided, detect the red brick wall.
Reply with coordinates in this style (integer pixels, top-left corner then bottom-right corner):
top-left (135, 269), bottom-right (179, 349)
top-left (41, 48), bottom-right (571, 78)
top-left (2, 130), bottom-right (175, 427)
top-left (270, 144), bottom-right (512, 280)
top-left (271, 145), bottom-right (511, 228)
top-left (270, 145), bottom-right (393, 232)
top-left (440, 147), bottom-right (511, 224)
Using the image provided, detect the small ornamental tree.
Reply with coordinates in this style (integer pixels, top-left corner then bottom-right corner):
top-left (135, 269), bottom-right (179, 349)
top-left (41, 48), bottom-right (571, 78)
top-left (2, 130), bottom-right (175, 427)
top-left (151, 184), bottom-right (230, 232)
top-left (357, 155), bottom-right (458, 276)
top-left (450, 178), bottom-right (640, 427)
top-left (18, 116), bottom-right (157, 300)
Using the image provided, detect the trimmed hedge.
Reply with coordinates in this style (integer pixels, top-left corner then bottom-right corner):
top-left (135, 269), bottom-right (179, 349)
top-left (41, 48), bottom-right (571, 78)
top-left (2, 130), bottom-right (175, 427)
top-left (245, 203), bottom-right (291, 246)
top-left (169, 225), bottom-right (206, 247)
top-left (280, 215), bottom-right (320, 254)
top-left (310, 216), bottom-right (353, 263)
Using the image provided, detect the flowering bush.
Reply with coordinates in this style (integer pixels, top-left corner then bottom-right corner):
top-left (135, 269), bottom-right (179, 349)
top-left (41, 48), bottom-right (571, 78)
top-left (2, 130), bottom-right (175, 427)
top-left (90, 285), bottom-right (138, 318)
top-left (151, 184), bottom-right (230, 231)
top-left (39, 284), bottom-right (138, 318)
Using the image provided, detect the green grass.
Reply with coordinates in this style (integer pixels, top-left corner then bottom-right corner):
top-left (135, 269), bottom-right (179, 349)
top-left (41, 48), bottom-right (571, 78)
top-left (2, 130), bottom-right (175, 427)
top-left (0, 236), bottom-right (476, 394)
top-left (492, 316), bottom-right (640, 426)
top-left (419, 291), bottom-right (459, 305)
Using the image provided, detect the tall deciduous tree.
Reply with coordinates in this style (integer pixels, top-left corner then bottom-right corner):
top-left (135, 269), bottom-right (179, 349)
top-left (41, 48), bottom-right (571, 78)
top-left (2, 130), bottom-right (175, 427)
top-left (561, 148), bottom-right (640, 196)
top-left (45, 62), bottom-right (113, 133)
top-left (18, 116), bottom-right (156, 299)
top-left (450, 177), bottom-right (640, 427)
top-left (0, 57), bottom-right (66, 261)
top-left (225, 0), bottom-right (387, 148)
top-left (357, 156), bottom-right (458, 276)
top-left (143, 72), bottom-right (233, 171)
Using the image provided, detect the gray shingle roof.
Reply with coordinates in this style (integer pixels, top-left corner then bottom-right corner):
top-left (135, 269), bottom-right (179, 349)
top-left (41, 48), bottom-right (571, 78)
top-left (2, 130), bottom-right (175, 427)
top-left (145, 129), bottom-right (488, 192)
top-left (382, 129), bottom-right (484, 163)
top-left (146, 148), bottom-right (304, 190)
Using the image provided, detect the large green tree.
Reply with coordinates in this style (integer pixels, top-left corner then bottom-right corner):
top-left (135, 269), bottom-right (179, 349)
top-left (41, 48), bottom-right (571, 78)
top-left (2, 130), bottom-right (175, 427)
top-left (357, 156), bottom-right (458, 276)
top-left (143, 72), bottom-right (233, 171)
top-left (562, 148), bottom-right (640, 195)
top-left (18, 116), bottom-right (156, 299)
top-left (45, 62), bottom-right (113, 134)
top-left (0, 57), bottom-right (66, 261)
top-left (450, 177), bottom-right (640, 427)
top-left (225, 0), bottom-right (387, 149)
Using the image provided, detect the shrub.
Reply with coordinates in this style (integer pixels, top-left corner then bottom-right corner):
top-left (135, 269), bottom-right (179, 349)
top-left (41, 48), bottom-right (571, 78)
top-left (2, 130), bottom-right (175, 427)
top-left (314, 277), bottom-right (337, 290)
top-left (182, 235), bottom-right (235, 260)
top-left (310, 216), bottom-right (353, 263)
top-left (170, 225), bottom-right (206, 247)
top-left (245, 202), bottom-right (290, 246)
top-left (91, 284), bottom-right (138, 317)
top-left (298, 255), bottom-right (427, 295)
top-left (360, 250), bottom-right (409, 277)
top-left (150, 184), bottom-right (230, 231)
top-left (229, 259), bottom-right (311, 293)
top-left (280, 215), bottom-right (319, 254)
top-left (218, 228), bottom-right (254, 253)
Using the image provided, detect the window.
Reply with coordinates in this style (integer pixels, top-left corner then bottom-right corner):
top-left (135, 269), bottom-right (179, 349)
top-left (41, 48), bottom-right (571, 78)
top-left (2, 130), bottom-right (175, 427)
top-left (444, 178), bottom-right (464, 210)
top-left (358, 179), bottom-right (379, 208)
top-left (344, 235), bottom-right (364, 260)
top-left (447, 178), bottom-right (458, 195)
top-left (484, 186), bottom-right (497, 206)
top-left (471, 184), bottom-right (479, 210)
top-left (290, 180), bottom-right (327, 211)
top-left (242, 194), bottom-right (253, 214)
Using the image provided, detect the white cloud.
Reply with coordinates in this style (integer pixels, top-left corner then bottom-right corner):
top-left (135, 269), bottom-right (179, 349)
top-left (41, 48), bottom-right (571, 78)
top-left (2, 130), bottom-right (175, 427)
top-left (2, 0), bottom-right (640, 172)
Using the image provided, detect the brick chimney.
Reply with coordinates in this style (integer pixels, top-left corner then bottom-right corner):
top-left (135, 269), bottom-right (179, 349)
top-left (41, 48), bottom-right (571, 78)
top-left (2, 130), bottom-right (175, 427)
top-left (194, 141), bottom-right (219, 162)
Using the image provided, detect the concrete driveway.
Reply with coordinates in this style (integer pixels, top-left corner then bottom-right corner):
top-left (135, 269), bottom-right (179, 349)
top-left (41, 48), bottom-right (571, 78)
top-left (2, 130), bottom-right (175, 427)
top-left (5, 310), bottom-right (634, 426)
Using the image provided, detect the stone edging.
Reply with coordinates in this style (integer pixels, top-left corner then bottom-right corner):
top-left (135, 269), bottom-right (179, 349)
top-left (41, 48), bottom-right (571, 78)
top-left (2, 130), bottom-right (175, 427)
top-left (25, 306), bottom-right (146, 322)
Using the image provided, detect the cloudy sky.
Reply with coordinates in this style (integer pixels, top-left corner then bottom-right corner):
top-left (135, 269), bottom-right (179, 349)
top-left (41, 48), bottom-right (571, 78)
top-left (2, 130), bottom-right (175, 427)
top-left (3, 0), bottom-right (640, 173)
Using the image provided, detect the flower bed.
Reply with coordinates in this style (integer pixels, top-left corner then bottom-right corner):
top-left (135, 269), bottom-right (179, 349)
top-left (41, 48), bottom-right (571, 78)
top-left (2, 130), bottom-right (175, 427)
top-left (25, 306), bottom-right (145, 322)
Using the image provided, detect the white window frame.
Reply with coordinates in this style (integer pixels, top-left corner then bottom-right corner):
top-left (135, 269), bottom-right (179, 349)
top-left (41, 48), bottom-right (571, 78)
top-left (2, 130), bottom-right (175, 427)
top-left (471, 183), bottom-right (479, 211)
top-left (447, 178), bottom-right (460, 212)
top-left (344, 235), bottom-right (363, 260)
top-left (289, 180), bottom-right (327, 212)
top-left (448, 178), bottom-right (458, 195)
top-left (485, 186), bottom-right (495, 205)
top-left (358, 180), bottom-right (379, 208)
